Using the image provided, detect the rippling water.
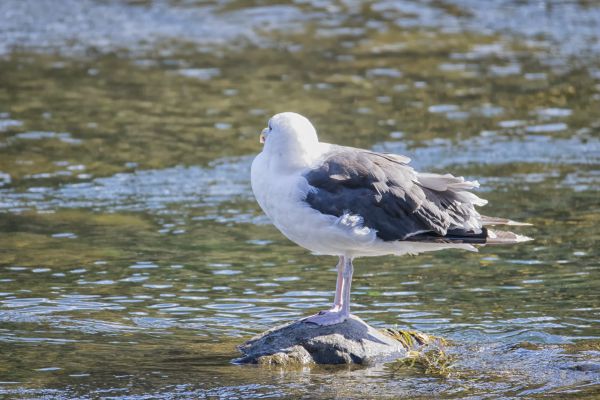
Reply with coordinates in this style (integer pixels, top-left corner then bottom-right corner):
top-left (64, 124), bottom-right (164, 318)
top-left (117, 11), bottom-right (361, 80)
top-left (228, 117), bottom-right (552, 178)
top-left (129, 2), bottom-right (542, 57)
top-left (1, 1), bottom-right (599, 398)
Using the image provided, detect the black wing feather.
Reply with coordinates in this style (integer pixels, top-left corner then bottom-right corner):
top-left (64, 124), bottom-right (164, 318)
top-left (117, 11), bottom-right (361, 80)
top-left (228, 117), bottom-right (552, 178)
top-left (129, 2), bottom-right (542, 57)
top-left (304, 146), bottom-right (484, 242)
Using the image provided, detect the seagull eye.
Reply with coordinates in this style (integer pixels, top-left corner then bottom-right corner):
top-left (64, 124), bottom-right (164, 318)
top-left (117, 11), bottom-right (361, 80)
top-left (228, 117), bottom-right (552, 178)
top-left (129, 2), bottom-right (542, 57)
top-left (268, 120), bottom-right (273, 131)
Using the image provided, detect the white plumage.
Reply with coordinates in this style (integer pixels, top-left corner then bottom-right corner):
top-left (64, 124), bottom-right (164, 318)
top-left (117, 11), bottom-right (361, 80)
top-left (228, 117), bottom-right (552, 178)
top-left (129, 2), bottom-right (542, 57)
top-left (251, 112), bottom-right (531, 325)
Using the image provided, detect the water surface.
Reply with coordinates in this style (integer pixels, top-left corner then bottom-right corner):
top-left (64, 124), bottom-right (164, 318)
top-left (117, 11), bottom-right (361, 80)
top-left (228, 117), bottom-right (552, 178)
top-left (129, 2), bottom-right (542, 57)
top-left (1, 1), bottom-right (599, 398)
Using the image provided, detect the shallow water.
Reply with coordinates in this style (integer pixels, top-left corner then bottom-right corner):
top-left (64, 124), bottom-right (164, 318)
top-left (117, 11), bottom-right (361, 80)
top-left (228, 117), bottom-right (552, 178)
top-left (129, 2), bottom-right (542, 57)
top-left (1, 1), bottom-right (599, 398)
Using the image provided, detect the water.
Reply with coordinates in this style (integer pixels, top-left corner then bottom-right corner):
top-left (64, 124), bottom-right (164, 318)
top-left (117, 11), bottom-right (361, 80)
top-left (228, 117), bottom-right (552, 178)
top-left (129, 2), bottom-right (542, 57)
top-left (1, 0), bottom-right (599, 398)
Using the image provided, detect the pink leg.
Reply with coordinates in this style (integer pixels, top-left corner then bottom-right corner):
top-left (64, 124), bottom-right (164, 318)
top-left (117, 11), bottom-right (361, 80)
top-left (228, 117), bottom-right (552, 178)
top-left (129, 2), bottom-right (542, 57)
top-left (340, 256), bottom-right (353, 317)
top-left (332, 256), bottom-right (344, 311)
top-left (303, 257), bottom-right (353, 326)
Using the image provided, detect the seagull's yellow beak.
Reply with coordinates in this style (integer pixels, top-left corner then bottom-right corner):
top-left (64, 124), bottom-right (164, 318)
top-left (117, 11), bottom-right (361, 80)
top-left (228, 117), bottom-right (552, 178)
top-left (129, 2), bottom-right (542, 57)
top-left (259, 128), bottom-right (268, 144)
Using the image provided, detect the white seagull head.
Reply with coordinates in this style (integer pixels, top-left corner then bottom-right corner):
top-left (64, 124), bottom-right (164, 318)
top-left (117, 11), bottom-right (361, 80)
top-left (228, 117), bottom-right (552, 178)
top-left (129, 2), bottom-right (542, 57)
top-left (260, 112), bottom-right (320, 166)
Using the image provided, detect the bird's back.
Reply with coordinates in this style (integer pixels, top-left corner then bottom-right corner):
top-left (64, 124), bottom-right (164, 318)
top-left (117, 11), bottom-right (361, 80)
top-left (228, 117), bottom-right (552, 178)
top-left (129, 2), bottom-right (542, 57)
top-left (304, 145), bottom-right (531, 246)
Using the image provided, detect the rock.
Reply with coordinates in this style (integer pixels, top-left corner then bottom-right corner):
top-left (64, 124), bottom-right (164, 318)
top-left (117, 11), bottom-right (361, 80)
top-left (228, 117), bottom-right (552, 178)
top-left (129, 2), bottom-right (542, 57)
top-left (236, 315), bottom-right (436, 366)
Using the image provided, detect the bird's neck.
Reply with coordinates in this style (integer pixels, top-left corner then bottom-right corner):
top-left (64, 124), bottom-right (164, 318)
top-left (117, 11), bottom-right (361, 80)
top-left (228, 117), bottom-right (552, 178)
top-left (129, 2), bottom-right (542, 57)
top-left (268, 148), bottom-right (314, 173)
top-left (265, 142), bottom-right (330, 174)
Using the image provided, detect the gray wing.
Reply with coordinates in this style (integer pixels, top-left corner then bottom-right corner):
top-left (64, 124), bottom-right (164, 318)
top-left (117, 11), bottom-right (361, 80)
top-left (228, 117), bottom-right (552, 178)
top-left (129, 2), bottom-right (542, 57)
top-left (303, 146), bottom-right (489, 243)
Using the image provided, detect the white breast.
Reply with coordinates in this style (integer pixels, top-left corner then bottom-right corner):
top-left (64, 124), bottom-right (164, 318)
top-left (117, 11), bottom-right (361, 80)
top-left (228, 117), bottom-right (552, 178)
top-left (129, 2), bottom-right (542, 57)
top-left (251, 149), bottom-right (379, 256)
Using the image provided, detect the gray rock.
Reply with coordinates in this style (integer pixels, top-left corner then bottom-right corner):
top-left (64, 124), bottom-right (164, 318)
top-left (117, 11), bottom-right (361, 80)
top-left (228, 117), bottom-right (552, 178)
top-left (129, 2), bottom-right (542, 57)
top-left (236, 315), bottom-right (433, 366)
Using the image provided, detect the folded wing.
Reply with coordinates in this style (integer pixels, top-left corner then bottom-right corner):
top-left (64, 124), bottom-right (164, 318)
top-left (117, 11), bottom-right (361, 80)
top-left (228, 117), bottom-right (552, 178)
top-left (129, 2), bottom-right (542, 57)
top-left (303, 146), bottom-right (530, 244)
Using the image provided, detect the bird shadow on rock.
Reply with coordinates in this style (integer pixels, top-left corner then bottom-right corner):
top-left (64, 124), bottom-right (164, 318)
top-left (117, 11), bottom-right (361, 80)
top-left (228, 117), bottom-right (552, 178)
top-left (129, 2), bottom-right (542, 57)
top-left (235, 314), bottom-right (439, 367)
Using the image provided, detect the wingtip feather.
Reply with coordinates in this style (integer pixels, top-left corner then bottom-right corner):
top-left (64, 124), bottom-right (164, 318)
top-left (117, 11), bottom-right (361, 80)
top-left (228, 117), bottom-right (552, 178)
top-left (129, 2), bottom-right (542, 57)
top-left (481, 216), bottom-right (533, 227)
top-left (515, 234), bottom-right (534, 242)
top-left (486, 229), bottom-right (533, 244)
top-left (507, 221), bottom-right (533, 227)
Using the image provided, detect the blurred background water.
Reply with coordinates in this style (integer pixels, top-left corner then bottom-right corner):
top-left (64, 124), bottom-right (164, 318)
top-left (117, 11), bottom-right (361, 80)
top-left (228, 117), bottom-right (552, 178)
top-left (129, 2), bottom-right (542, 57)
top-left (0, 0), bottom-right (599, 398)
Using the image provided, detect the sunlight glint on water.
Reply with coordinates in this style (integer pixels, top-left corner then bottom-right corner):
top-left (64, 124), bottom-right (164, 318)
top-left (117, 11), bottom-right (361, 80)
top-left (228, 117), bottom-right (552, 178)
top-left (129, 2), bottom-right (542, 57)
top-left (0, 0), bottom-right (599, 398)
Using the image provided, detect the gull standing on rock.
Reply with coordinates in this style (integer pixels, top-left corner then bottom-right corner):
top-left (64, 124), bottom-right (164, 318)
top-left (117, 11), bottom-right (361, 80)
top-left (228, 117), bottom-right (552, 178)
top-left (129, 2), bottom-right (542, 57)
top-left (251, 112), bottom-right (531, 326)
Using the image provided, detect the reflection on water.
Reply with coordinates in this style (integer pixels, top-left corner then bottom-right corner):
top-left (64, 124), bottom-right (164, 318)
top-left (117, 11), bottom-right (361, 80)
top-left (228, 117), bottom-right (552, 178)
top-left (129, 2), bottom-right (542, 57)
top-left (0, 0), bottom-right (599, 398)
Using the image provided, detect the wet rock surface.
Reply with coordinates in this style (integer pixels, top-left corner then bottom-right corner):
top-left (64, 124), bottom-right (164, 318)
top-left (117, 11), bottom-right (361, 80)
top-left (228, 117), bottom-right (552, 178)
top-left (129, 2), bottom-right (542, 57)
top-left (236, 315), bottom-right (433, 366)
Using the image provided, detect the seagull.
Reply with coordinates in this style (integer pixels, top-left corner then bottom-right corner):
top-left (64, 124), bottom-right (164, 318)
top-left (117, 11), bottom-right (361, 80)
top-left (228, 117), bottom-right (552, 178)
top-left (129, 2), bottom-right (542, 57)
top-left (251, 112), bottom-right (532, 326)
